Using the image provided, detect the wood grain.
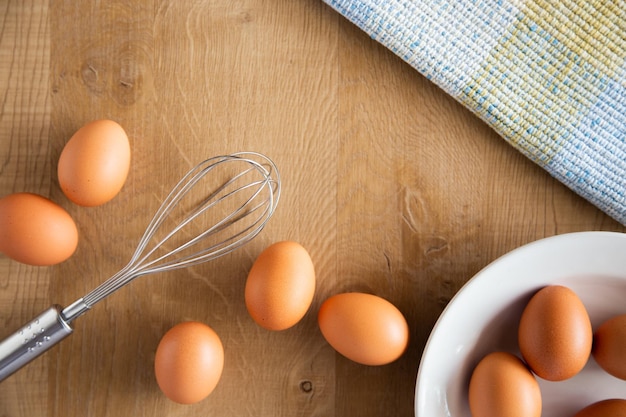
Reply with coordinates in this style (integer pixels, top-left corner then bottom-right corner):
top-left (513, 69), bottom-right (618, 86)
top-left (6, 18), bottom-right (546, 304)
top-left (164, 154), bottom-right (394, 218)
top-left (1, 1), bottom-right (51, 416)
top-left (1, 0), bottom-right (624, 416)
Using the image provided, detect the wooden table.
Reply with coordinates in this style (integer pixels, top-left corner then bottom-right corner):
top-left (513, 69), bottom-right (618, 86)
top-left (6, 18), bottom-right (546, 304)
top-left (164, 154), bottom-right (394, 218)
top-left (1, 1), bottom-right (624, 416)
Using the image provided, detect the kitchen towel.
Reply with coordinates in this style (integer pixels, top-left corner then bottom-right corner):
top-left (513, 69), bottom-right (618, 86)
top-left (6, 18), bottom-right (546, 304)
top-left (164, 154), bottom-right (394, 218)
top-left (323, 0), bottom-right (626, 225)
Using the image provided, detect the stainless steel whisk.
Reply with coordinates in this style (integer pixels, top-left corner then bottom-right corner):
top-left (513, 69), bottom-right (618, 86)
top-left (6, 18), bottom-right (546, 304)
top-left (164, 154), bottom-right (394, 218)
top-left (0, 152), bottom-right (281, 382)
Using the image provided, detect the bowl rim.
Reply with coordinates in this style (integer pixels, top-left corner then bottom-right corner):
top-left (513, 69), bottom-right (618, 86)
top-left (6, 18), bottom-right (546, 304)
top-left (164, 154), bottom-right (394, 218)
top-left (414, 231), bottom-right (626, 417)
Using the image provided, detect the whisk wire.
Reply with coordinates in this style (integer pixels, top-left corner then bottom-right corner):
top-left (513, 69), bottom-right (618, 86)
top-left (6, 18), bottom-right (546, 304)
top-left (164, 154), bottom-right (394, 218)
top-left (79, 153), bottom-right (280, 309)
top-left (137, 176), bottom-right (273, 274)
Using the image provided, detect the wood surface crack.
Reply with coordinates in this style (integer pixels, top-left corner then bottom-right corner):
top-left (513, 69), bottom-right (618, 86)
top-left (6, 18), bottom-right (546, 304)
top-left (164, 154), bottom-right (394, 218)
top-left (87, 64), bottom-right (98, 77)
top-left (383, 252), bottom-right (392, 272)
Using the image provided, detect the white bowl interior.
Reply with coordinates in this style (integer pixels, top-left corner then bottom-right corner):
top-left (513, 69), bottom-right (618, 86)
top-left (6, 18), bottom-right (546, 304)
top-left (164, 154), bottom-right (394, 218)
top-left (415, 232), bottom-right (626, 417)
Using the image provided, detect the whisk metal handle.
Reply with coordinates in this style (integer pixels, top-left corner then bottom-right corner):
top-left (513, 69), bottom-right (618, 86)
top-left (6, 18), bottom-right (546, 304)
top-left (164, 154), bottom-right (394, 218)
top-left (0, 305), bottom-right (73, 382)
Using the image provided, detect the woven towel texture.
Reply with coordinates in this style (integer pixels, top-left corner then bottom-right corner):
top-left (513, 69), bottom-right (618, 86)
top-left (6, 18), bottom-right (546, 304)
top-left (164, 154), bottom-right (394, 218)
top-left (324, 0), bottom-right (626, 225)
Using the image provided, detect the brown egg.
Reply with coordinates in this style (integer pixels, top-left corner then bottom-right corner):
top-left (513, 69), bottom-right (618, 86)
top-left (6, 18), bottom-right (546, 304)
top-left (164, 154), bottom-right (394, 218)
top-left (592, 313), bottom-right (626, 380)
top-left (154, 322), bottom-right (224, 404)
top-left (317, 292), bottom-right (409, 366)
top-left (573, 399), bottom-right (626, 417)
top-left (245, 241), bottom-right (316, 331)
top-left (0, 192), bottom-right (78, 266)
top-left (58, 119), bottom-right (131, 207)
top-left (518, 285), bottom-right (592, 381)
top-left (468, 352), bottom-right (541, 417)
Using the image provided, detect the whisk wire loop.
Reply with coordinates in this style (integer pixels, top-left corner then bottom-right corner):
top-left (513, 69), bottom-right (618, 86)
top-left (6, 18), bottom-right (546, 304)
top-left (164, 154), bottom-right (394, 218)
top-left (79, 152), bottom-right (280, 310)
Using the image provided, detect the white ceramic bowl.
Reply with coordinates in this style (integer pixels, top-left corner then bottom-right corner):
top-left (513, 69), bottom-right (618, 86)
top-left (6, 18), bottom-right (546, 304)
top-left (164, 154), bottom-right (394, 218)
top-left (415, 231), bottom-right (626, 417)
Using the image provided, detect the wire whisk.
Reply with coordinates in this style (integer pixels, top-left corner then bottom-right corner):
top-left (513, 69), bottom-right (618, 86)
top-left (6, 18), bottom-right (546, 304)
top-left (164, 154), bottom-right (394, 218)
top-left (0, 152), bottom-right (280, 382)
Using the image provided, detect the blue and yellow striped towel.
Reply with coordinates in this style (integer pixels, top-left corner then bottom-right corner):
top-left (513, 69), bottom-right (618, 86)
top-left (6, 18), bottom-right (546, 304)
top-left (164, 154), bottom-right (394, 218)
top-left (324, 0), bottom-right (626, 225)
